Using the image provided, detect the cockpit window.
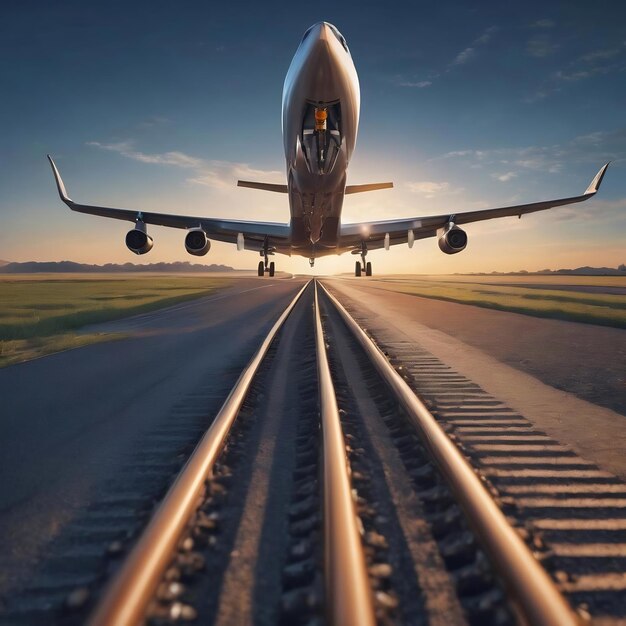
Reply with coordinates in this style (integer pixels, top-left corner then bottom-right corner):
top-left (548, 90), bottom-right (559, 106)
top-left (300, 25), bottom-right (315, 44)
top-left (328, 24), bottom-right (349, 52)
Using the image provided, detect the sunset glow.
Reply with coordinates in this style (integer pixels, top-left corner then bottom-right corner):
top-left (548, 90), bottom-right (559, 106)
top-left (1, 2), bottom-right (624, 274)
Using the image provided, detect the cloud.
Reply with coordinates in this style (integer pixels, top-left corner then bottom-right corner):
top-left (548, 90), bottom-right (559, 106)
top-left (394, 26), bottom-right (498, 88)
top-left (452, 47), bottom-right (475, 66)
top-left (580, 48), bottom-right (622, 63)
top-left (405, 181), bottom-right (450, 198)
top-left (397, 80), bottom-right (432, 88)
top-left (524, 90), bottom-right (553, 103)
top-left (88, 140), bottom-right (282, 190)
top-left (554, 58), bottom-right (626, 82)
top-left (493, 171), bottom-right (517, 182)
top-left (549, 197), bottom-right (626, 223)
top-left (137, 115), bottom-right (170, 129)
top-left (531, 19), bottom-right (555, 29)
top-left (432, 149), bottom-right (488, 161)
top-left (188, 161), bottom-right (284, 189)
top-left (449, 26), bottom-right (498, 69)
top-left (525, 42), bottom-right (626, 102)
top-left (87, 141), bottom-right (205, 168)
top-left (526, 35), bottom-right (559, 58)
top-left (572, 131), bottom-right (614, 145)
top-left (554, 69), bottom-right (592, 82)
top-left (429, 127), bottom-right (626, 174)
top-left (474, 26), bottom-right (498, 45)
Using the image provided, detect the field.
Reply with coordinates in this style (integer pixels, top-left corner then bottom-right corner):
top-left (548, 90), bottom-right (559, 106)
top-left (0, 274), bottom-right (233, 366)
top-left (367, 275), bottom-right (626, 328)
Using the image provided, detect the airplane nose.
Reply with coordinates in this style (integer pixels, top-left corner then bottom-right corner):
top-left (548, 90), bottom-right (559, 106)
top-left (304, 22), bottom-right (334, 45)
top-left (318, 22), bottom-right (331, 41)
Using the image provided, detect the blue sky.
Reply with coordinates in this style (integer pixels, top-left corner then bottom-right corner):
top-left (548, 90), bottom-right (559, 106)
top-left (1, 0), bottom-right (625, 274)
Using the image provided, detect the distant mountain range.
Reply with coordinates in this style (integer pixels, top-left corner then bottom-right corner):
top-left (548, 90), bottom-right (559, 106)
top-left (463, 265), bottom-right (626, 276)
top-left (0, 261), bottom-right (236, 273)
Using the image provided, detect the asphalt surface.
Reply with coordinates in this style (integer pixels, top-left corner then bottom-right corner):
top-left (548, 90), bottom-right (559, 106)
top-left (0, 277), bottom-right (306, 594)
top-left (330, 277), bottom-right (626, 416)
top-left (325, 277), bottom-right (626, 479)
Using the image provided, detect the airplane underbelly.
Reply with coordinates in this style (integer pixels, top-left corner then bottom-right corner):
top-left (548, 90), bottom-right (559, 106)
top-left (289, 151), bottom-right (345, 246)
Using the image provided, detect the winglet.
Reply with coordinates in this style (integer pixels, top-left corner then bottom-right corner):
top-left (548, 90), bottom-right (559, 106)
top-left (47, 155), bottom-right (72, 205)
top-left (584, 162), bottom-right (610, 195)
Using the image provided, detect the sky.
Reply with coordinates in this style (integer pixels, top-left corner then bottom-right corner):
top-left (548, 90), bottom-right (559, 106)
top-left (1, 0), bottom-right (625, 275)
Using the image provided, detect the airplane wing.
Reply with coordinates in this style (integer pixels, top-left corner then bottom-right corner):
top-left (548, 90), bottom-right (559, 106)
top-left (339, 163), bottom-right (610, 250)
top-left (47, 156), bottom-right (290, 252)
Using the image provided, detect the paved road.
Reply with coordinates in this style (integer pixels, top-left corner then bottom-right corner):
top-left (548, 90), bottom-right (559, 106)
top-left (330, 277), bottom-right (626, 416)
top-left (325, 277), bottom-right (626, 479)
top-left (0, 277), bottom-right (306, 594)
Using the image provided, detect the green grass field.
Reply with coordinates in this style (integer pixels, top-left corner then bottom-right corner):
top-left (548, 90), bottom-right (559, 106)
top-left (369, 276), bottom-right (626, 328)
top-left (0, 274), bottom-right (232, 366)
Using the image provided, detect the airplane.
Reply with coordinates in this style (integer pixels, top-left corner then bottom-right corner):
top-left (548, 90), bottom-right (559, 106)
top-left (48, 21), bottom-right (610, 278)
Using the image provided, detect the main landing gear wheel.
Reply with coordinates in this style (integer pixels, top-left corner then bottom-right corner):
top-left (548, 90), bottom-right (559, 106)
top-left (269, 261), bottom-right (275, 277)
top-left (366, 261), bottom-right (372, 276)
top-left (257, 261), bottom-right (264, 277)
top-left (355, 261), bottom-right (362, 277)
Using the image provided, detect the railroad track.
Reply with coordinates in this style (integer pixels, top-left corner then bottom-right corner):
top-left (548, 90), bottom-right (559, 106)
top-left (2, 279), bottom-right (625, 625)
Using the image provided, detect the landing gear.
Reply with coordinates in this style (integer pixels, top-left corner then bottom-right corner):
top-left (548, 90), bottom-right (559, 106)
top-left (309, 258), bottom-right (315, 268)
top-left (353, 242), bottom-right (372, 276)
top-left (258, 241), bottom-right (276, 277)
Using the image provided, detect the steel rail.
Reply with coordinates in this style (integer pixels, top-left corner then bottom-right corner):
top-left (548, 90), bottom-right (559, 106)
top-left (313, 281), bottom-right (377, 626)
top-left (318, 281), bottom-right (580, 626)
top-left (88, 280), bottom-right (311, 626)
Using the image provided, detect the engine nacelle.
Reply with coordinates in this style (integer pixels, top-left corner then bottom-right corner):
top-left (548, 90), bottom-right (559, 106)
top-left (185, 228), bottom-right (211, 256)
top-left (438, 224), bottom-right (467, 255)
top-left (125, 224), bottom-right (153, 255)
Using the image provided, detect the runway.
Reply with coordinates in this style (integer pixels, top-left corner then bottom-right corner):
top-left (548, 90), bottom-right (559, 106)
top-left (0, 277), bottom-right (307, 594)
top-left (325, 278), bottom-right (626, 477)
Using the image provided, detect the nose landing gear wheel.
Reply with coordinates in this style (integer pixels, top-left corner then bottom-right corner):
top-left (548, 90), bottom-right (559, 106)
top-left (366, 261), bottom-right (372, 276)
top-left (355, 261), bottom-right (362, 277)
top-left (269, 261), bottom-right (275, 277)
top-left (258, 261), bottom-right (264, 277)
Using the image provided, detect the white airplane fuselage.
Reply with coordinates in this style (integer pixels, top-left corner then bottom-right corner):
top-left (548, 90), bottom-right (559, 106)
top-left (282, 22), bottom-right (360, 258)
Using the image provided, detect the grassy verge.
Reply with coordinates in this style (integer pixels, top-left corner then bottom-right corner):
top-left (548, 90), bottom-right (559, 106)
top-left (369, 279), bottom-right (626, 328)
top-left (0, 275), bottom-right (233, 365)
top-left (0, 333), bottom-right (127, 368)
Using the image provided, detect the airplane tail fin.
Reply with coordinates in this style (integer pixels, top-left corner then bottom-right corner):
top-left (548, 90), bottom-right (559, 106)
top-left (237, 180), bottom-right (288, 193)
top-left (345, 182), bottom-right (393, 194)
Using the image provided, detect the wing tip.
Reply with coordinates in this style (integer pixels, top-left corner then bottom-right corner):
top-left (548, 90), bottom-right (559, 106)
top-left (47, 154), bottom-right (72, 204)
top-left (584, 162), bottom-right (610, 195)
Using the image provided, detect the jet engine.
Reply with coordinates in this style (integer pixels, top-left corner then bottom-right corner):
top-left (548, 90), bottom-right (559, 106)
top-left (438, 224), bottom-right (468, 255)
top-left (185, 228), bottom-right (211, 256)
top-left (125, 224), bottom-right (153, 255)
